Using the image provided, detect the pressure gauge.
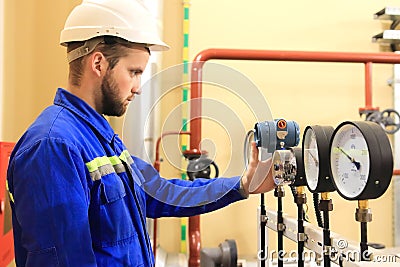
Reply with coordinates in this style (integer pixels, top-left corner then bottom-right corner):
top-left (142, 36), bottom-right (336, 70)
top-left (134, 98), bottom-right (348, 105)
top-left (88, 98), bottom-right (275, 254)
top-left (272, 149), bottom-right (297, 186)
top-left (329, 121), bottom-right (393, 200)
top-left (291, 147), bottom-right (307, 187)
top-left (302, 125), bottom-right (336, 193)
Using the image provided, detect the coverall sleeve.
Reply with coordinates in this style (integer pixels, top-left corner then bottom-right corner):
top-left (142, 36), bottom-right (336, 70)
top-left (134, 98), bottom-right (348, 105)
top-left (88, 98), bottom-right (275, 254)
top-left (131, 156), bottom-right (246, 218)
top-left (7, 138), bottom-right (97, 267)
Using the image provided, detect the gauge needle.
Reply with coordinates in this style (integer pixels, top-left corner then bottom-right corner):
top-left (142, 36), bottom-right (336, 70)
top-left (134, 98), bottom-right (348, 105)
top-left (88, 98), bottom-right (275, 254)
top-left (307, 150), bottom-right (318, 167)
top-left (337, 147), bottom-right (361, 170)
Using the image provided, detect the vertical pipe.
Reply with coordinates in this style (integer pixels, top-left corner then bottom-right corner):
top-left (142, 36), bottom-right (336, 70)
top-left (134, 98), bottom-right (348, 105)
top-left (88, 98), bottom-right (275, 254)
top-left (153, 131), bottom-right (191, 259)
top-left (277, 195), bottom-right (283, 267)
top-left (323, 209), bottom-right (331, 267)
top-left (360, 222), bottom-right (368, 261)
top-left (320, 193), bottom-right (332, 267)
top-left (181, 0), bottom-right (191, 256)
top-left (188, 215), bottom-right (201, 267)
top-left (364, 62), bottom-right (373, 109)
top-left (188, 60), bottom-right (204, 267)
top-left (296, 189), bottom-right (305, 267)
top-left (260, 193), bottom-right (266, 267)
top-left (189, 60), bottom-right (205, 152)
top-left (297, 203), bottom-right (304, 267)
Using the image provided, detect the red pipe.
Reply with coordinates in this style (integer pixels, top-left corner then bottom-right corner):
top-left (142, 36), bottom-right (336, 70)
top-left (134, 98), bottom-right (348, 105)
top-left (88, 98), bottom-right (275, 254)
top-left (152, 131), bottom-right (191, 259)
top-left (188, 48), bottom-right (400, 266)
top-left (363, 62), bottom-right (374, 111)
top-left (154, 131), bottom-right (191, 172)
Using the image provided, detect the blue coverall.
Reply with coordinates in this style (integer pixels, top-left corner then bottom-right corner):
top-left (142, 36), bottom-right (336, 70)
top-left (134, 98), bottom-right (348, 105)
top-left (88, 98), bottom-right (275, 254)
top-left (7, 88), bottom-right (247, 267)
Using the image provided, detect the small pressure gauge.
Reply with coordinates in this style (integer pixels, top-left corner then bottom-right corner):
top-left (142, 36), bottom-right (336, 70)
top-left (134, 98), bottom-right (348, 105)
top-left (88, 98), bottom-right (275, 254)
top-left (291, 147), bottom-right (307, 187)
top-left (302, 125), bottom-right (336, 193)
top-left (272, 149), bottom-right (297, 186)
top-left (329, 121), bottom-right (393, 200)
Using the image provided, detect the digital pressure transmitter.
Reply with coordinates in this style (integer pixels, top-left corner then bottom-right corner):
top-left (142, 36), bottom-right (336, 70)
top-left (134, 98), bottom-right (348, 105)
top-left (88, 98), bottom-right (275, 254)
top-left (254, 119), bottom-right (300, 151)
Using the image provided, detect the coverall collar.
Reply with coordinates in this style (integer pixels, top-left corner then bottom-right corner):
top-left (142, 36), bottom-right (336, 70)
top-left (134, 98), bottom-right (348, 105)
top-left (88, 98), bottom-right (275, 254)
top-left (54, 88), bottom-right (115, 143)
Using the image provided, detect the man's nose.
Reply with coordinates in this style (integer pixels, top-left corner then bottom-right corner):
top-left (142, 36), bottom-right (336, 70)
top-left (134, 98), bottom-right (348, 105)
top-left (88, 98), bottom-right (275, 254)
top-left (132, 78), bottom-right (142, 95)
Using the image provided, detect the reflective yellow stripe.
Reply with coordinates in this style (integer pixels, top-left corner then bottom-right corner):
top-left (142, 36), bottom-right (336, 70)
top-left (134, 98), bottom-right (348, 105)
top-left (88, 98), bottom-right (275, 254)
top-left (85, 150), bottom-right (133, 181)
top-left (109, 155), bottom-right (121, 165)
top-left (118, 150), bottom-right (131, 163)
top-left (6, 180), bottom-right (14, 203)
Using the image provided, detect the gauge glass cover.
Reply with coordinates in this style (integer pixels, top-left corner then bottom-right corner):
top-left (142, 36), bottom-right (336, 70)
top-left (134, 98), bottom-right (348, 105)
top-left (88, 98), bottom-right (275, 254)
top-left (303, 128), bottom-right (319, 191)
top-left (330, 124), bottom-right (370, 198)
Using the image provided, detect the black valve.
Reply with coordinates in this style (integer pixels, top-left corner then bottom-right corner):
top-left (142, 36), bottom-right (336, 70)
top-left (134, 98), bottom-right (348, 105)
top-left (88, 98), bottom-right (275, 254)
top-left (186, 155), bottom-right (219, 181)
top-left (365, 108), bottom-right (400, 134)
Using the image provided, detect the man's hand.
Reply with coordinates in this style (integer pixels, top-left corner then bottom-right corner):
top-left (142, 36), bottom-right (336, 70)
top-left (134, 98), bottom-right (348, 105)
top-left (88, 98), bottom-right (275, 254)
top-left (241, 141), bottom-right (276, 195)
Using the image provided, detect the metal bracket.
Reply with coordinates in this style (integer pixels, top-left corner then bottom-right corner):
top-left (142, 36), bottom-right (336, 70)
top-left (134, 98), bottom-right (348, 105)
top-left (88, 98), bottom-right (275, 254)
top-left (277, 223), bottom-right (286, 231)
top-left (260, 215), bottom-right (268, 223)
top-left (297, 232), bottom-right (307, 242)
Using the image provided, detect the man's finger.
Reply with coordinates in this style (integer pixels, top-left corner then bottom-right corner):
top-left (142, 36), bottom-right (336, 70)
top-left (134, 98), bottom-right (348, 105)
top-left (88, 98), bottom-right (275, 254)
top-left (251, 141), bottom-right (258, 163)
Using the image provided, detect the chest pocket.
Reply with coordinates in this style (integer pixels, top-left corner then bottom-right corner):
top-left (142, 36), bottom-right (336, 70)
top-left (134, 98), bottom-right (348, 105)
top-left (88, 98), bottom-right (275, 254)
top-left (89, 173), bottom-right (137, 248)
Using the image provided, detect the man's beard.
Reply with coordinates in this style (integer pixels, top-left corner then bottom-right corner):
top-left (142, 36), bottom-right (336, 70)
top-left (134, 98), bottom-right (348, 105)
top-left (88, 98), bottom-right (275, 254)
top-left (101, 70), bottom-right (128, 117)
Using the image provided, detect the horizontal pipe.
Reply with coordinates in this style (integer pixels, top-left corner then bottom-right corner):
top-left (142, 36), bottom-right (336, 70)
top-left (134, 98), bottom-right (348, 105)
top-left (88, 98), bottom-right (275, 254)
top-left (192, 49), bottom-right (400, 64)
top-left (190, 49), bottom-right (400, 150)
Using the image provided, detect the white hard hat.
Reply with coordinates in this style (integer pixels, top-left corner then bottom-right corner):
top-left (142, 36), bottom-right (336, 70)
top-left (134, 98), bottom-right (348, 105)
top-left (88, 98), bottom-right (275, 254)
top-left (60, 0), bottom-right (169, 56)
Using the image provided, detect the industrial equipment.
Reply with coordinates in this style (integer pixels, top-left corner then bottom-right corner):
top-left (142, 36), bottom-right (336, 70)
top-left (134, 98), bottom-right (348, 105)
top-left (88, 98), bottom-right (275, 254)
top-left (252, 118), bottom-right (300, 267)
top-left (302, 126), bottom-right (336, 267)
top-left (329, 121), bottom-right (394, 261)
top-left (200, 239), bottom-right (237, 267)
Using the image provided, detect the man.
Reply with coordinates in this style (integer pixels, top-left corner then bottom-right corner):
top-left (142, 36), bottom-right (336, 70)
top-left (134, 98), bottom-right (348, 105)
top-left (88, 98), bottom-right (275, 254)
top-left (7, 0), bottom-right (275, 266)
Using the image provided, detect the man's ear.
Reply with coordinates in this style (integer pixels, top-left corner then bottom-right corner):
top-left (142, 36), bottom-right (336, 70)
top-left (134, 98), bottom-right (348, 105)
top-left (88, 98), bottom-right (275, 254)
top-left (91, 52), bottom-right (107, 77)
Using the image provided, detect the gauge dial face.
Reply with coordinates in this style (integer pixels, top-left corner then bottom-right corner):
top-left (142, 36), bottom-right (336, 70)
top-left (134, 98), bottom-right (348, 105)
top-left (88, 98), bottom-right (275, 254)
top-left (303, 128), bottom-right (319, 191)
top-left (330, 124), bottom-right (370, 199)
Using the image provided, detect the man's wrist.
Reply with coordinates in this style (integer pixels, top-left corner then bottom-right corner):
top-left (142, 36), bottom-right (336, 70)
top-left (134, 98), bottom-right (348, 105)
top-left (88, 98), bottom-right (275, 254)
top-left (239, 176), bottom-right (249, 199)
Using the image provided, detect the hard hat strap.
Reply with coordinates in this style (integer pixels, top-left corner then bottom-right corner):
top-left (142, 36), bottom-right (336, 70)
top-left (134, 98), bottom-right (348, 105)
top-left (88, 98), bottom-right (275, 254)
top-left (67, 36), bottom-right (150, 63)
top-left (67, 37), bottom-right (104, 63)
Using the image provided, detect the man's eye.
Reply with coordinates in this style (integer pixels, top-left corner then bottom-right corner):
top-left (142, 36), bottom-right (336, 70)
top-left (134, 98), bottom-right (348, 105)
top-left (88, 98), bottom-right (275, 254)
top-left (130, 70), bottom-right (143, 76)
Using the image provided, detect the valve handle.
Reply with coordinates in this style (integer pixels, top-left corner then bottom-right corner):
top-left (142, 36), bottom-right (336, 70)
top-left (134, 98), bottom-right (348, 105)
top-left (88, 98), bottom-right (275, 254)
top-left (187, 156), bottom-right (219, 181)
top-left (380, 109), bottom-right (400, 134)
top-left (365, 109), bottom-right (400, 134)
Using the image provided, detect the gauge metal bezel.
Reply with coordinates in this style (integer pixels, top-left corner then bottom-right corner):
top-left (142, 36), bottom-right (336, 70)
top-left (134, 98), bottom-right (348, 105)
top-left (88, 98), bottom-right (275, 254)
top-left (302, 125), bottom-right (336, 193)
top-left (329, 121), bottom-right (393, 200)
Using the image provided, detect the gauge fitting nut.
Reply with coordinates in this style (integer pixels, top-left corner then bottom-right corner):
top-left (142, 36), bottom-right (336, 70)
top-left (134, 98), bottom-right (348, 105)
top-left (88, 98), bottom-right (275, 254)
top-left (318, 199), bottom-right (333, 211)
top-left (274, 186), bottom-right (285, 197)
top-left (296, 194), bottom-right (307, 204)
top-left (355, 208), bottom-right (372, 222)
